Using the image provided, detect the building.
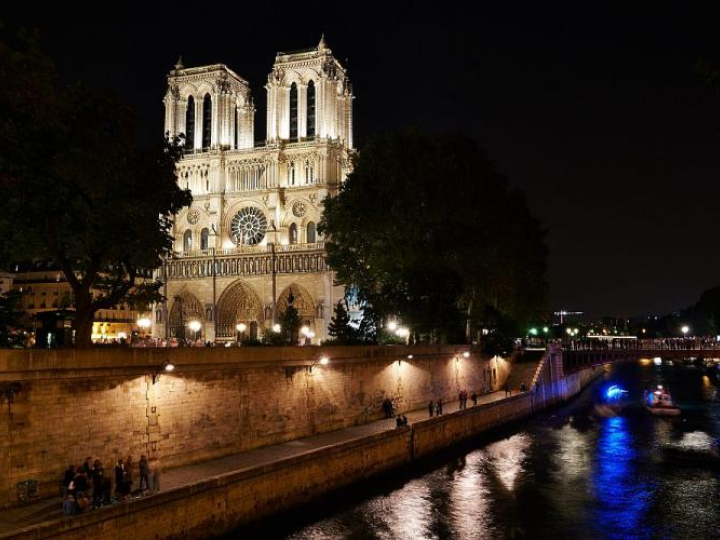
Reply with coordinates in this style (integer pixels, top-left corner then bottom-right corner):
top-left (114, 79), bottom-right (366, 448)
top-left (0, 271), bottom-right (13, 295)
top-left (9, 261), bottom-right (144, 344)
top-left (155, 36), bottom-right (354, 343)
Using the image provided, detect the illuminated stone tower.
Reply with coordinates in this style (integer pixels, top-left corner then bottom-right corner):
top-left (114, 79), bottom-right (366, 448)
top-left (155, 37), bottom-right (354, 344)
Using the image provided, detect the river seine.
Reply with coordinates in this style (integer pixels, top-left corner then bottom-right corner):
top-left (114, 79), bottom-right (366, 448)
top-left (241, 360), bottom-right (720, 539)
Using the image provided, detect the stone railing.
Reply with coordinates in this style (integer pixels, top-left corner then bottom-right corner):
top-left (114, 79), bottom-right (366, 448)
top-left (166, 243), bottom-right (327, 279)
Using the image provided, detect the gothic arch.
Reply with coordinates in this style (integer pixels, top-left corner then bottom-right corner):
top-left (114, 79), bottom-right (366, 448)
top-left (277, 283), bottom-right (316, 323)
top-left (169, 290), bottom-right (204, 338)
top-left (215, 279), bottom-right (265, 339)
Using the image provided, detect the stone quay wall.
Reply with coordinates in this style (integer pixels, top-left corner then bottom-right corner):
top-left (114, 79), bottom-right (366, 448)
top-left (2, 360), bottom-right (600, 540)
top-left (0, 346), bottom-right (512, 509)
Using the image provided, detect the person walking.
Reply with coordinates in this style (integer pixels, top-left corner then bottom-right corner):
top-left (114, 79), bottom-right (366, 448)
top-left (139, 455), bottom-right (150, 492)
top-left (471, 391), bottom-right (478, 406)
top-left (436, 398), bottom-right (443, 416)
top-left (504, 383), bottom-right (510, 397)
top-left (428, 400), bottom-right (434, 418)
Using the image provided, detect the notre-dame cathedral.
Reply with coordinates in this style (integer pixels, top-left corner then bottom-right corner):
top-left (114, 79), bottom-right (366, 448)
top-left (154, 36), bottom-right (354, 343)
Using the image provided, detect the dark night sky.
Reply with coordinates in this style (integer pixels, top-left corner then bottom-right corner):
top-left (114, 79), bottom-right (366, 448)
top-left (3, 2), bottom-right (720, 320)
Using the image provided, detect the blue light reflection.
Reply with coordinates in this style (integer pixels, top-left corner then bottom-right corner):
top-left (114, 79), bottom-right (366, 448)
top-left (592, 416), bottom-right (653, 538)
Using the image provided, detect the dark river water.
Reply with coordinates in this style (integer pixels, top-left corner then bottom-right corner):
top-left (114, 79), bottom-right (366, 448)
top-left (239, 361), bottom-right (720, 539)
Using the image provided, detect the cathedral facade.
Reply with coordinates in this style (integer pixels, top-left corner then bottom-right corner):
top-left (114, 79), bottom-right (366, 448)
top-left (154, 36), bottom-right (353, 343)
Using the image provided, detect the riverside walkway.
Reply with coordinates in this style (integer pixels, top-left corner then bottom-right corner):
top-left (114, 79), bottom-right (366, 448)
top-left (0, 391), bottom-right (508, 537)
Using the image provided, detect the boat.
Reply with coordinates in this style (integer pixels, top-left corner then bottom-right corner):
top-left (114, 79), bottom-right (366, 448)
top-left (593, 384), bottom-right (628, 417)
top-left (645, 385), bottom-right (681, 416)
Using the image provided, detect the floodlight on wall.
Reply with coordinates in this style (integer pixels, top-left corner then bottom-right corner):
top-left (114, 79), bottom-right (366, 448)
top-left (152, 360), bottom-right (175, 385)
top-left (307, 355), bottom-right (330, 373)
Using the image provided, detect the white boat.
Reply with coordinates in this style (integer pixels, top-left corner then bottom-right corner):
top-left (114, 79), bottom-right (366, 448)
top-left (645, 385), bottom-right (681, 416)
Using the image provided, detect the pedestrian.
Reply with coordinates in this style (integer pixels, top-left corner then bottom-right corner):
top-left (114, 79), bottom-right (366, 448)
top-left (396, 415), bottom-right (404, 428)
top-left (91, 460), bottom-right (104, 508)
top-left (82, 457), bottom-right (93, 476)
top-left (504, 383), bottom-right (510, 397)
top-left (61, 465), bottom-right (75, 499)
top-left (151, 459), bottom-right (162, 493)
top-left (428, 400), bottom-right (434, 418)
top-left (471, 391), bottom-right (478, 406)
top-left (520, 382), bottom-right (526, 393)
top-left (436, 398), bottom-right (443, 416)
top-left (139, 455), bottom-right (150, 492)
top-left (62, 493), bottom-right (76, 517)
top-left (114, 459), bottom-right (125, 499)
top-left (125, 455), bottom-right (134, 496)
top-left (401, 415), bottom-right (408, 427)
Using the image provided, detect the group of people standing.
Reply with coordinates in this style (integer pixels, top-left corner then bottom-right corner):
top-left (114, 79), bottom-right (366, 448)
top-left (61, 454), bottom-right (161, 516)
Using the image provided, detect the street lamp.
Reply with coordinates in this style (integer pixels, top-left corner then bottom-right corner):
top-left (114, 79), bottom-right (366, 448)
top-left (301, 326), bottom-right (315, 345)
top-left (387, 320), bottom-right (398, 332)
top-left (272, 323), bottom-right (281, 333)
top-left (235, 322), bottom-right (247, 346)
top-left (681, 325), bottom-right (690, 337)
top-left (137, 317), bottom-right (151, 340)
top-left (188, 320), bottom-right (202, 343)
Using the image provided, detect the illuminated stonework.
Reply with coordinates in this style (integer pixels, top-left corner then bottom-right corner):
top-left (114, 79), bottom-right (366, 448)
top-left (156, 36), bottom-right (353, 342)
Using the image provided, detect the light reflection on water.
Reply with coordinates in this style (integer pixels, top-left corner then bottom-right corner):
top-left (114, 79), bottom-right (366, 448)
top-left (247, 362), bottom-right (720, 540)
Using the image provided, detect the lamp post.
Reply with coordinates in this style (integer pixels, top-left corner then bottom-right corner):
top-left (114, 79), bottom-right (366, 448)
top-left (681, 325), bottom-right (690, 338)
top-left (236, 322), bottom-right (247, 346)
top-left (301, 326), bottom-right (315, 345)
top-left (188, 320), bottom-right (202, 344)
top-left (137, 317), bottom-right (151, 341)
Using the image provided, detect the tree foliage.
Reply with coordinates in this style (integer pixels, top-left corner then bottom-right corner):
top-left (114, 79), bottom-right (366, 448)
top-left (326, 298), bottom-right (377, 345)
top-left (0, 290), bottom-right (26, 348)
top-left (0, 31), bottom-right (192, 347)
top-left (319, 129), bottom-right (548, 343)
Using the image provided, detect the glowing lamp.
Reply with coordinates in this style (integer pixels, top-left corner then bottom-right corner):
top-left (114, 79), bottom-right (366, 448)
top-left (273, 323), bottom-right (281, 333)
top-left (188, 320), bottom-right (202, 332)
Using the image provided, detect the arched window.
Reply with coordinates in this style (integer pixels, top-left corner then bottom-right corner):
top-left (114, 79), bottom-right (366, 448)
top-left (307, 80), bottom-right (316, 137)
top-left (202, 94), bottom-right (212, 149)
top-left (183, 230), bottom-right (193, 252)
top-left (289, 161), bottom-right (296, 185)
top-left (234, 107), bottom-right (239, 149)
top-left (289, 83), bottom-right (298, 139)
top-left (289, 223), bottom-right (298, 244)
top-left (307, 222), bottom-right (316, 243)
top-left (200, 228), bottom-right (210, 250)
top-left (185, 96), bottom-right (195, 150)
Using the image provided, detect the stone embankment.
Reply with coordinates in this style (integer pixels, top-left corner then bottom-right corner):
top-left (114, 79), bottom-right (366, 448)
top-left (0, 346), bottom-right (598, 539)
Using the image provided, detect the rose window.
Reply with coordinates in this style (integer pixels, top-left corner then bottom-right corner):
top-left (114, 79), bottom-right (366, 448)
top-left (230, 207), bottom-right (267, 245)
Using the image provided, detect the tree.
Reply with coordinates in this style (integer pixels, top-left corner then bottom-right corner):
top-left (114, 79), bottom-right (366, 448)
top-left (319, 129), bottom-right (548, 343)
top-left (279, 292), bottom-right (303, 345)
top-left (326, 298), bottom-right (377, 345)
top-left (0, 290), bottom-right (26, 348)
top-left (0, 32), bottom-right (192, 347)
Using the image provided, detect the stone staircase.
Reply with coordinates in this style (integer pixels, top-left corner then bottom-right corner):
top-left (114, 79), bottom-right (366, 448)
top-left (505, 349), bottom-right (546, 391)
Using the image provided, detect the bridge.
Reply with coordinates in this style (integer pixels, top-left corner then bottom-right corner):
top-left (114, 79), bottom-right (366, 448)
top-left (559, 338), bottom-right (720, 372)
